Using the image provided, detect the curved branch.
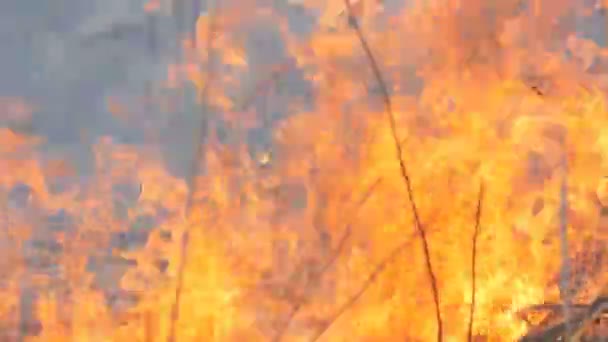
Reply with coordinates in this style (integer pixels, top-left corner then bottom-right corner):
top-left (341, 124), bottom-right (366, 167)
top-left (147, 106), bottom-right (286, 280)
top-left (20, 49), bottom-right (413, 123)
top-left (341, 0), bottom-right (443, 340)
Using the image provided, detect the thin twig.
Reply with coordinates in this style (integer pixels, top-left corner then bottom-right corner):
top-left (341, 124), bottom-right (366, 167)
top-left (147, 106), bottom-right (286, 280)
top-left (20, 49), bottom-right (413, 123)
top-left (146, 11), bottom-right (158, 58)
top-left (144, 310), bottom-right (153, 342)
top-left (467, 182), bottom-right (484, 342)
top-left (167, 1), bottom-right (218, 341)
top-left (272, 178), bottom-right (382, 342)
top-left (519, 311), bottom-right (588, 341)
top-left (516, 302), bottom-right (588, 329)
top-left (310, 237), bottom-right (415, 342)
top-left (559, 153), bottom-right (571, 339)
top-left (171, 0), bottom-right (185, 62)
top-left (341, 0), bottom-right (443, 340)
top-left (191, 0), bottom-right (201, 47)
top-left (236, 62), bottom-right (294, 111)
top-left (518, 303), bottom-right (589, 315)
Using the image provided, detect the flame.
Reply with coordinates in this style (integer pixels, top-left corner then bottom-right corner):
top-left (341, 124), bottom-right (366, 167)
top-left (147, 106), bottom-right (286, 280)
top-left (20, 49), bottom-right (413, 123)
top-left (3, 0), bottom-right (608, 340)
top-left (144, 0), bottom-right (161, 13)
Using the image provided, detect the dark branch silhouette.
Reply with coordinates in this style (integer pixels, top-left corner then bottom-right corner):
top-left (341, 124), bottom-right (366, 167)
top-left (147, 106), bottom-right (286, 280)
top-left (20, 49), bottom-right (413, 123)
top-left (310, 236), bottom-right (415, 341)
top-left (272, 178), bottom-right (382, 342)
top-left (467, 182), bottom-right (484, 342)
top-left (167, 1), bottom-right (219, 341)
top-left (341, 0), bottom-right (443, 340)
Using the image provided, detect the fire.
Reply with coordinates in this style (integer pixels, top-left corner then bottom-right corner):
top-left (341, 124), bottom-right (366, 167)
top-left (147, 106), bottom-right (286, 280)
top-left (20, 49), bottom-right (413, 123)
top-left (3, 0), bottom-right (608, 340)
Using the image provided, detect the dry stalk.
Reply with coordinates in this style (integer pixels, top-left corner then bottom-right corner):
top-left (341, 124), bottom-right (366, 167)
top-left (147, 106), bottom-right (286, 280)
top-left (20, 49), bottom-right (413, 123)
top-left (145, 10), bottom-right (158, 57)
top-left (467, 182), bottom-right (484, 342)
top-left (171, 0), bottom-right (185, 62)
top-left (167, 0), bottom-right (218, 341)
top-left (310, 236), bottom-right (416, 341)
top-left (341, 0), bottom-right (443, 340)
top-left (272, 178), bottom-right (382, 342)
top-left (191, 0), bottom-right (201, 47)
top-left (144, 310), bottom-right (153, 342)
top-left (559, 154), bottom-right (571, 338)
top-left (237, 62), bottom-right (295, 111)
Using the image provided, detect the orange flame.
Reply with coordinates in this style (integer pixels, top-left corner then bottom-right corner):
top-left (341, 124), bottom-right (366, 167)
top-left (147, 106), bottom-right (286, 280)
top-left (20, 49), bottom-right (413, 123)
top-left (3, 0), bottom-right (608, 340)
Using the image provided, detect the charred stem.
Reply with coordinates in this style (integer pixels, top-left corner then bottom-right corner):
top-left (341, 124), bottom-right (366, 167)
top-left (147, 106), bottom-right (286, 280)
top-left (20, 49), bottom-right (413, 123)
top-left (272, 178), bottom-right (382, 342)
top-left (341, 0), bottom-right (443, 340)
top-left (310, 237), bottom-right (415, 341)
top-left (467, 182), bottom-right (484, 342)
top-left (167, 1), bottom-right (218, 341)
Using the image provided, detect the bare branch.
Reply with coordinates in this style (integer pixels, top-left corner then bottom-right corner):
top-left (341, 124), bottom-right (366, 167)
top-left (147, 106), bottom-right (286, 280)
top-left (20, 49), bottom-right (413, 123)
top-left (467, 182), bottom-right (484, 342)
top-left (237, 62), bottom-right (295, 111)
top-left (167, 1), bottom-right (218, 341)
top-left (559, 154), bottom-right (571, 338)
top-left (341, 0), bottom-right (443, 339)
top-left (272, 178), bottom-right (382, 342)
top-left (310, 237), bottom-right (415, 341)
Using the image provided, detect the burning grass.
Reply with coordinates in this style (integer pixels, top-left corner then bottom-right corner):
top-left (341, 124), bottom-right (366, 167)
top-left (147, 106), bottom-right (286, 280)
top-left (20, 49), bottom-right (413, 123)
top-left (3, 0), bottom-right (608, 340)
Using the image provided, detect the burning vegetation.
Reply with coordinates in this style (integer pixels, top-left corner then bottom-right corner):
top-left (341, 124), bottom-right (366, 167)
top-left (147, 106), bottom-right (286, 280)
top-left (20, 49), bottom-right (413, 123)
top-left (4, 0), bottom-right (608, 340)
